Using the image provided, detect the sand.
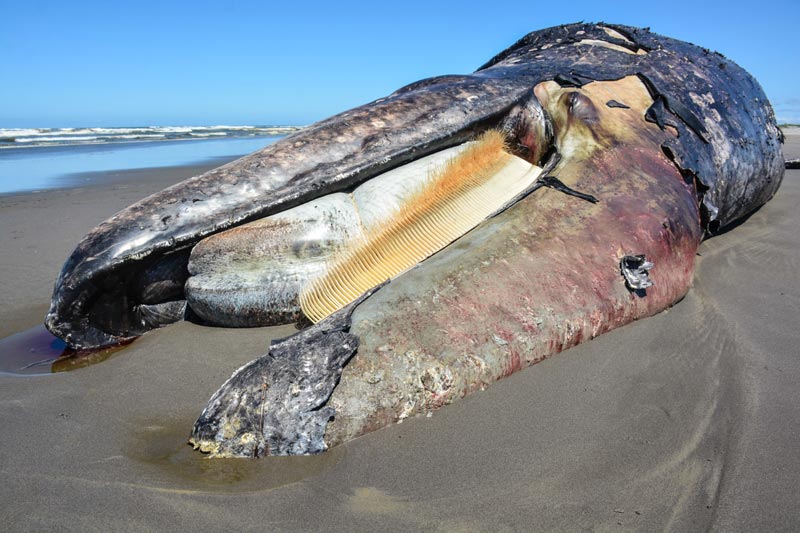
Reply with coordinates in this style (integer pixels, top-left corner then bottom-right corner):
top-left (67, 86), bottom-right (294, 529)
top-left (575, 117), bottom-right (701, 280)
top-left (0, 137), bottom-right (798, 531)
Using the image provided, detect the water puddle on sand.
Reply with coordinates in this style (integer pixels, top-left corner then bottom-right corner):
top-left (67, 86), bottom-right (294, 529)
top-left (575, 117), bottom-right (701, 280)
top-left (1, 326), bottom-right (340, 489)
top-left (0, 324), bottom-right (131, 375)
top-left (124, 422), bottom-right (344, 491)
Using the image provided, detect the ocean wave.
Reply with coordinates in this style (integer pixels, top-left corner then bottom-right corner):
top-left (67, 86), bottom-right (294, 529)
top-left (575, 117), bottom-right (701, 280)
top-left (14, 136), bottom-right (100, 143)
top-left (116, 134), bottom-right (168, 139)
top-left (150, 126), bottom-right (194, 133)
top-left (188, 132), bottom-right (228, 137)
top-left (0, 128), bottom-right (50, 137)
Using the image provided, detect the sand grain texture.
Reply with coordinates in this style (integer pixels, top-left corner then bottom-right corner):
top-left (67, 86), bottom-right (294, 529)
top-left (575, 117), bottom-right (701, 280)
top-left (1, 138), bottom-right (799, 531)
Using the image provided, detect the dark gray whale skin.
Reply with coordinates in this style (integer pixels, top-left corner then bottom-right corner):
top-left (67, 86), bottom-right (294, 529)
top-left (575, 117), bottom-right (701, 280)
top-left (46, 23), bottom-right (783, 351)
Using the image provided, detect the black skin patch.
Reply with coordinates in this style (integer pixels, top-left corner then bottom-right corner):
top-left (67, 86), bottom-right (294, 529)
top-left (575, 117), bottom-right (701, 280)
top-left (786, 159), bottom-right (800, 169)
top-left (645, 96), bottom-right (687, 134)
top-left (637, 74), bottom-right (709, 143)
top-left (600, 24), bottom-right (648, 53)
top-left (534, 175), bottom-right (599, 203)
top-left (606, 100), bottom-right (630, 109)
top-left (554, 72), bottom-right (596, 88)
top-left (645, 97), bottom-right (670, 129)
top-left (663, 96), bottom-right (709, 143)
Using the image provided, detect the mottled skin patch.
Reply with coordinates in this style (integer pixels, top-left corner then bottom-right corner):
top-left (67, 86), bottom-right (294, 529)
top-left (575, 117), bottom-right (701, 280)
top-left (325, 77), bottom-right (702, 445)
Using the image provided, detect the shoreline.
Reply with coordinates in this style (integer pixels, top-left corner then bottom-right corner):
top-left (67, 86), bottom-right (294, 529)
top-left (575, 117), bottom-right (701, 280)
top-left (0, 157), bottom-right (238, 199)
top-left (0, 135), bottom-right (286, 196)
top-left (0, 135), bottom-right (797, 529)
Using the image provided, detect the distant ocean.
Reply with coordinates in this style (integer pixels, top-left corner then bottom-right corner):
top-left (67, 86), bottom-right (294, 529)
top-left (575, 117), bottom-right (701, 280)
top-left (0, 125), bottom-right (299, 149)
top-left (0, 126), bottom-right (301, 195)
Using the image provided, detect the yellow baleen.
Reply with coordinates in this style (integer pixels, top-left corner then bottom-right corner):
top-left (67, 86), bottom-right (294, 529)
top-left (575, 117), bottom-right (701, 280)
top-left (299, 130), bottom-right (542, 323)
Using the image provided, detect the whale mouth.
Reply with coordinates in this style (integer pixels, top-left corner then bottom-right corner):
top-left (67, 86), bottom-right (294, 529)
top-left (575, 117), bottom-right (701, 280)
top-left (186, 131), bottom-right (547, 328)
top-left (45, 84), bottom-right (555, 350)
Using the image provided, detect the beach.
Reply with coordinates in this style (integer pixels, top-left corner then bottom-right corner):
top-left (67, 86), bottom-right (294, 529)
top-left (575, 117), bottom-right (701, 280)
top-left (0, 131), bottom-right (798, 530)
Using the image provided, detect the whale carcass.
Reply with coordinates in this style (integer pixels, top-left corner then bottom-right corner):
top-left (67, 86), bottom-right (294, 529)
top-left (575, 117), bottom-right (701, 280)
top-left (44, 23), bottom-right (784, 456)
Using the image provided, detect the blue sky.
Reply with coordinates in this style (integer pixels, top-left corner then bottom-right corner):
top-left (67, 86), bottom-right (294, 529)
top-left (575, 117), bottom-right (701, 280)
top-left (1, 0), bottom-right (798, 127)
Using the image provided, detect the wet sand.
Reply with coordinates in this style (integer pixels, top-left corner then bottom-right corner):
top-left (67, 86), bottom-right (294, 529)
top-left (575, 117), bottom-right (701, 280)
top-left (0, 137), bottom-right (798, 531)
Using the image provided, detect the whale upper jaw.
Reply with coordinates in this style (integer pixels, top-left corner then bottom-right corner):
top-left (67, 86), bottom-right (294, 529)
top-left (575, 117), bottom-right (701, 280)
top-left (45, 81), bottom-right (553, 350)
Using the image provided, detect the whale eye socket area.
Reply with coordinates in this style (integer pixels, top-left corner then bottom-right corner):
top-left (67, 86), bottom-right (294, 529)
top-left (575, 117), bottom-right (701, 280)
top-left (563, 91), bottom-right (598, 124)
top-left (499, 91), bottom-right (554, 166)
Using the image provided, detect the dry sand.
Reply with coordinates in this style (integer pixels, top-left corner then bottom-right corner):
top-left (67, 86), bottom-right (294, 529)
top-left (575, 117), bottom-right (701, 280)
top-left (0, 136), bottom-right (798, 531)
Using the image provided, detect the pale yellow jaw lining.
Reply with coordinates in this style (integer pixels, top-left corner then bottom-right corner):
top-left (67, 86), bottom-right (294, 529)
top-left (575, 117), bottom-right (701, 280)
top-left (300, 131), bottom-right (543, 323)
